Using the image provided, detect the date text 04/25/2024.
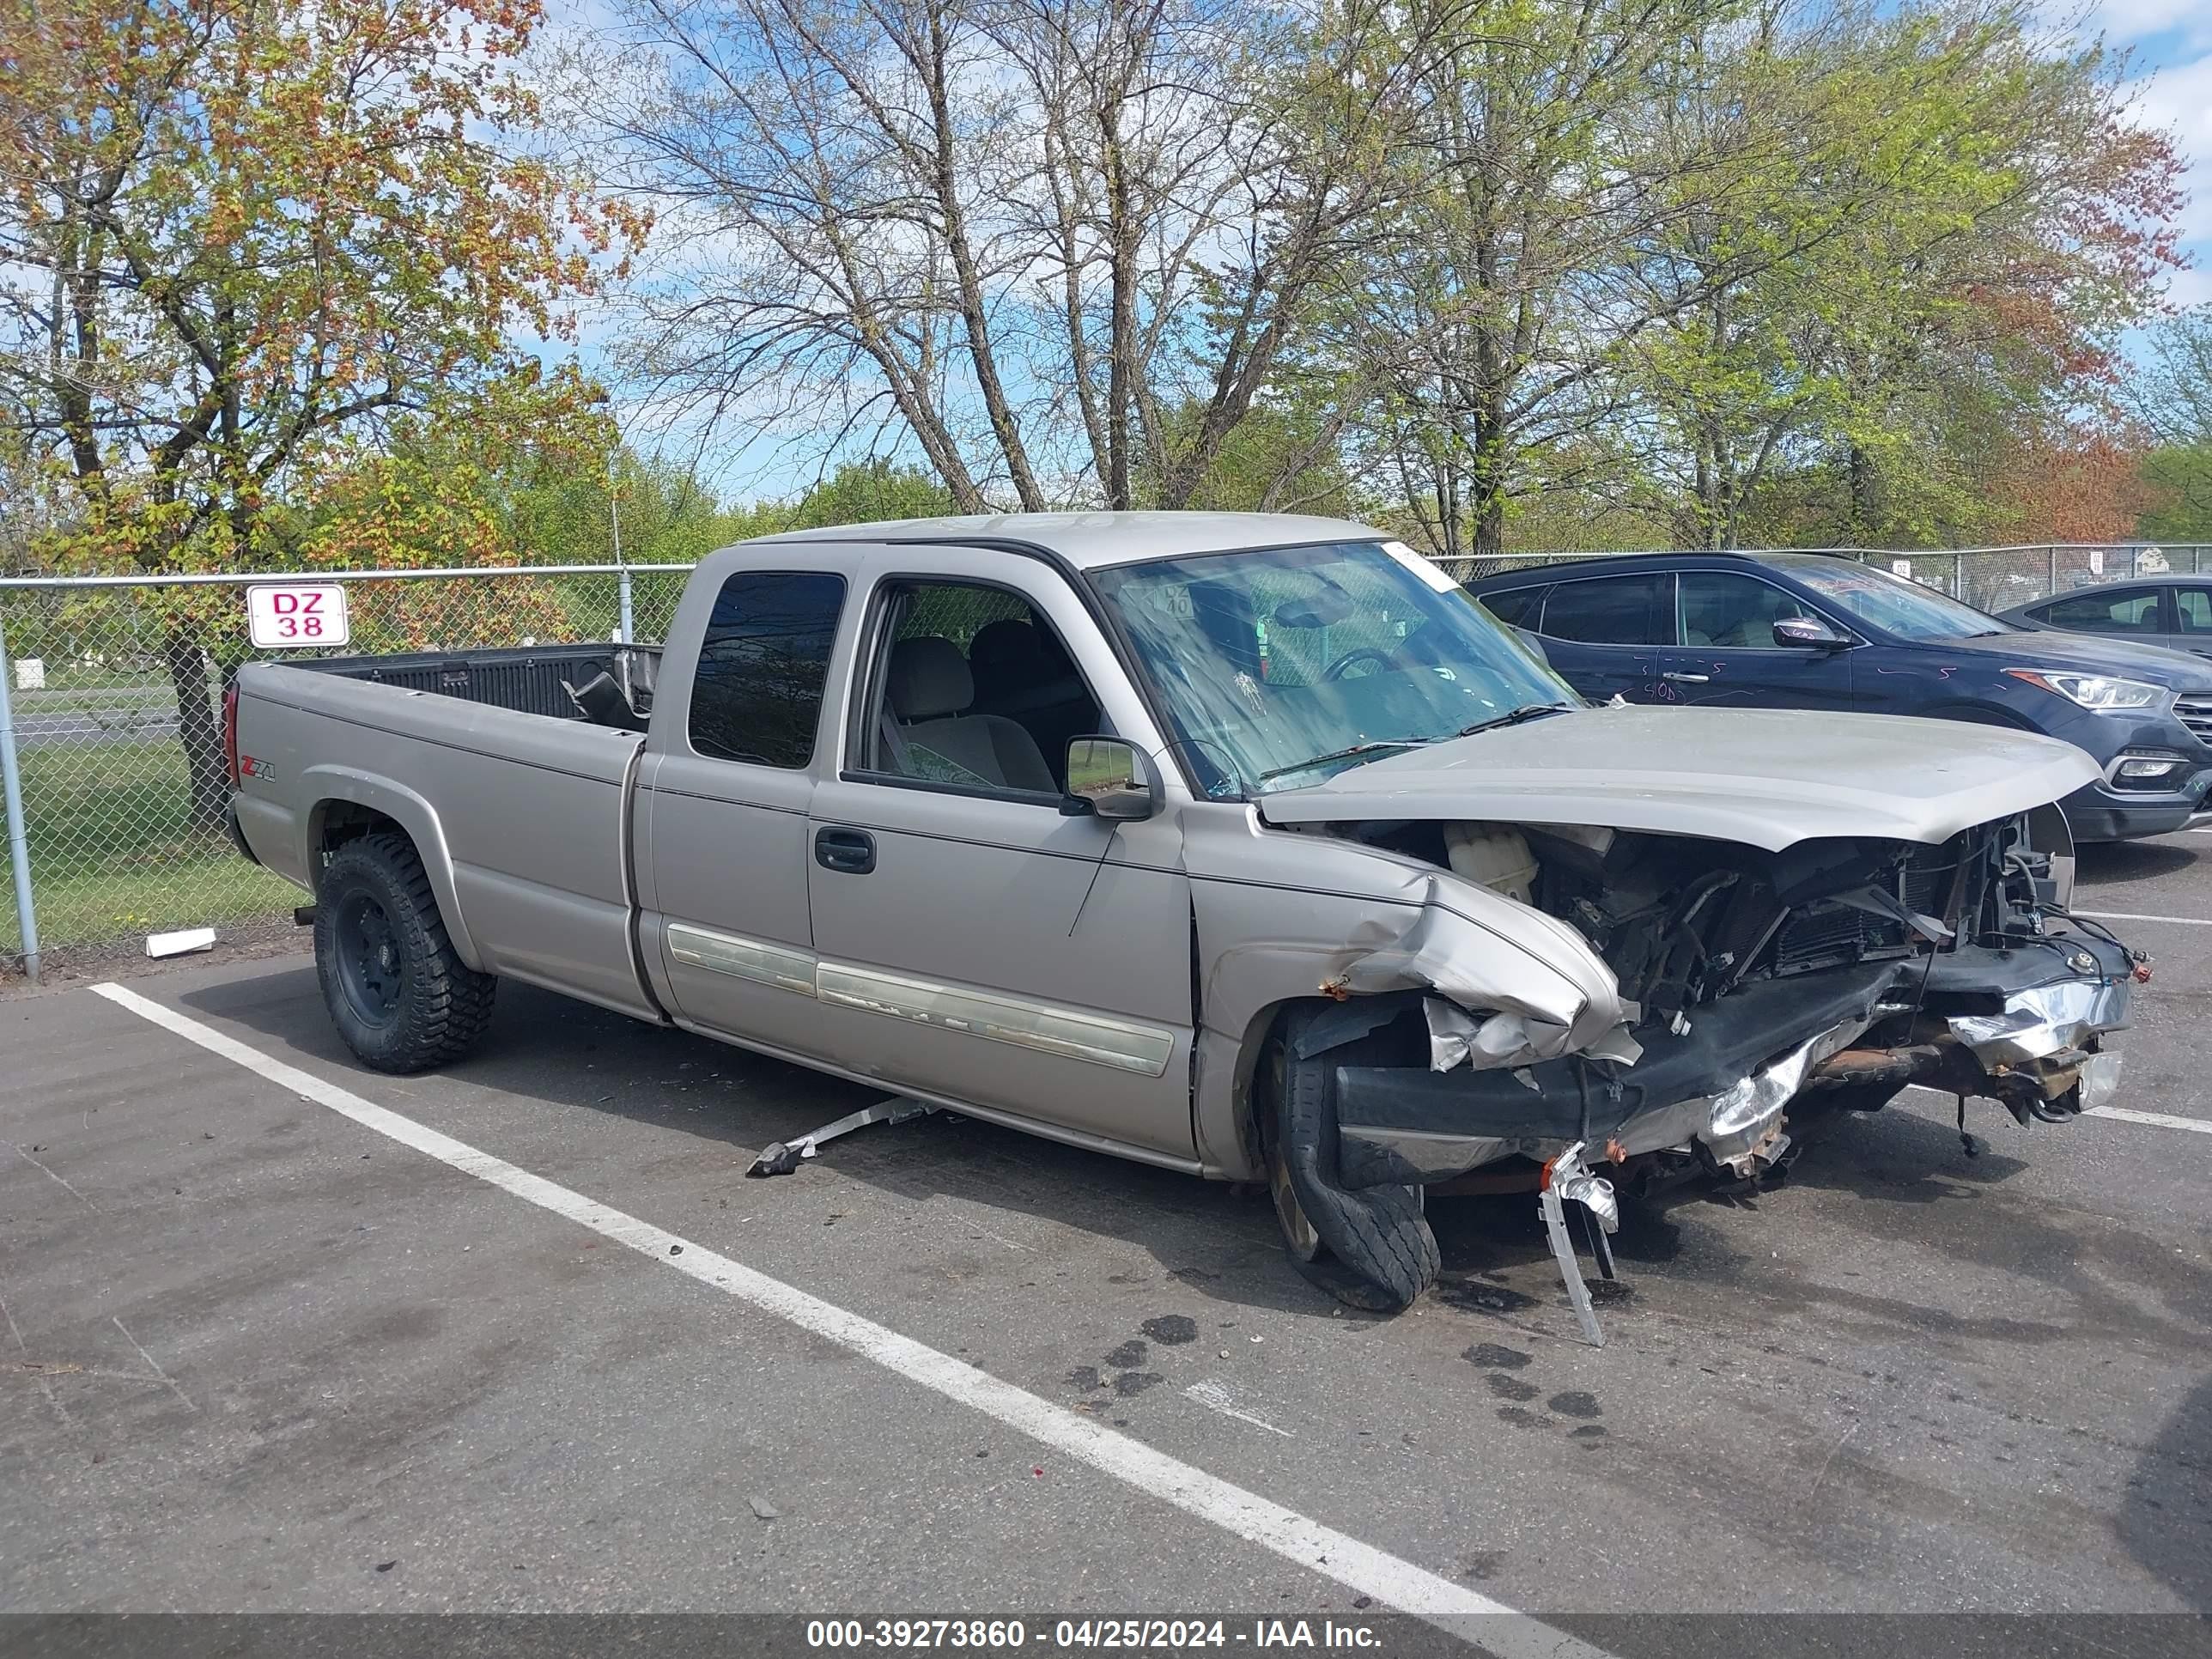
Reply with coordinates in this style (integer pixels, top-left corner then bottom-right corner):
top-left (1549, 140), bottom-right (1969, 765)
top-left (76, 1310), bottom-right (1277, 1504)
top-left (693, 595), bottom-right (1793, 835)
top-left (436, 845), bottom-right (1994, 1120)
top-left (804, 1620), bottom-right (1385, 1650)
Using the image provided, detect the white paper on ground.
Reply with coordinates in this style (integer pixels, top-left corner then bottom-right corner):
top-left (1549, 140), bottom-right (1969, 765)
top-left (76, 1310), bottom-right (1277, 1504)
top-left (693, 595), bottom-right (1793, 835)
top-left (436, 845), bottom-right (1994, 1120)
top-left (146, 927), bottom-right (218, 958)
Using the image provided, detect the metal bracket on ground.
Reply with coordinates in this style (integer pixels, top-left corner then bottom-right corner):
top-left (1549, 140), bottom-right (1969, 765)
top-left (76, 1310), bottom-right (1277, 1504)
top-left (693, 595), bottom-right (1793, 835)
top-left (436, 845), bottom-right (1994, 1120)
top-left (747, 1096), bottom-right (941, 1177)
top-left (1539, 1141), bottom-right (1620, 1350)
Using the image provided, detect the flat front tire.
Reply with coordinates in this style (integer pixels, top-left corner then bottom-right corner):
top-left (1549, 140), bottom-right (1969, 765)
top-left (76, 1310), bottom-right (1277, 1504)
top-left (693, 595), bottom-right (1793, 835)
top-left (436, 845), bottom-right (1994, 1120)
top-left (315, 832), bottom-right (495, 1073)
top-left (1264, 1010), bottom-right (1440, 1312)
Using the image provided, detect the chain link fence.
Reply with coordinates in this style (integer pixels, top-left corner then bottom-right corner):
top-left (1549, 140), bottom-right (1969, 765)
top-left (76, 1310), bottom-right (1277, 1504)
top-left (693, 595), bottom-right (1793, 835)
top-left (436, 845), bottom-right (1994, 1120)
top-left (0, 563), bottom-right (694, 978)
top-left (5, 543), bottom-right (2210, 979)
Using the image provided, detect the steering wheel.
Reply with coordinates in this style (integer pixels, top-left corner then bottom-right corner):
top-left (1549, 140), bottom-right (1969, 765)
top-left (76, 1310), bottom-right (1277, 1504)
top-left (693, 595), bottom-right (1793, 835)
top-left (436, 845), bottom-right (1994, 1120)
top-left (1322, 644), bottom-right (1405, 682)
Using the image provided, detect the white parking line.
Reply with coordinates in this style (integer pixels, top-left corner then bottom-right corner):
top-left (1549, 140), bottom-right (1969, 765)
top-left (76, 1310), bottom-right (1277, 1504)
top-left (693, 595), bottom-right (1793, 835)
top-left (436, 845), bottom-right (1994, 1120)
top-left (1902, 1084), bottom-right (2209, 1135)
top-left (2075, 910), bottom-right (2212, 927)
top-left (88, 981), bottom-right (1601, 1658)
top-left (2086, 1105), bottom-right (2212, 1135)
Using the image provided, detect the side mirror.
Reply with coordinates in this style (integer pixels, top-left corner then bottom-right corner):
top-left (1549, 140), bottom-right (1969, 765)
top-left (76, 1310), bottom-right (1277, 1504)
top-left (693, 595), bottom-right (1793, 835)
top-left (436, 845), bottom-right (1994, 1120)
top-left (1062, 736), bottom-right (1161, 821)
top-left (1772, 616), bottom-right (1849, 651)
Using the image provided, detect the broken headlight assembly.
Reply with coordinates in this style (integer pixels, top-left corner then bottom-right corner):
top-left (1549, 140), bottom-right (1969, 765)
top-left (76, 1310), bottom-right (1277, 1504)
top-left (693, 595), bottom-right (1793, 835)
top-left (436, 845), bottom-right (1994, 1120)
top-left (2004, 668), bottom-right (2166, 712)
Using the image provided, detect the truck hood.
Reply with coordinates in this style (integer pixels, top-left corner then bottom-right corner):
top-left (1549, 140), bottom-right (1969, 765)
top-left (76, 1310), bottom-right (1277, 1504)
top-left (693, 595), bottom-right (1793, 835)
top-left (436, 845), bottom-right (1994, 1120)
top-left (1255, 704), bottom-right (2098, 851)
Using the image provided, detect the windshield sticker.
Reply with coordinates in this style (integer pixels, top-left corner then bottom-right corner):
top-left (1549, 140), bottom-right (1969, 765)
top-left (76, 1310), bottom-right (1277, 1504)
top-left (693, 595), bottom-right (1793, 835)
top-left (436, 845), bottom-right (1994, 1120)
top-left (1381, 540), bottom-right (1461, 594)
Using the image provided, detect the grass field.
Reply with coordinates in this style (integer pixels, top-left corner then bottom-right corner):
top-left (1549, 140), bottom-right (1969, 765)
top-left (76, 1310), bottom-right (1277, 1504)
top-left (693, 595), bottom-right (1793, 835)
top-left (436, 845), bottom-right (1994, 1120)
top-left (2, 735), bottom-right (301, 961)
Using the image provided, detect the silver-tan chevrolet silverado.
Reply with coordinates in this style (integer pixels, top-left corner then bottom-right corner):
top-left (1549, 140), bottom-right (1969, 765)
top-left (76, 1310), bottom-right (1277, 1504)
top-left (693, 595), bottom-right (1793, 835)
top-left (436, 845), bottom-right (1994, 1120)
top-left (226, 514), bottom-right (2142, 1310)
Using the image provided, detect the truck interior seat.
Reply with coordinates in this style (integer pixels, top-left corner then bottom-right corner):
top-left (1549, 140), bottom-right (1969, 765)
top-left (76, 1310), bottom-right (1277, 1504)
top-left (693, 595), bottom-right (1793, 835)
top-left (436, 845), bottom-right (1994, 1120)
top-left (967, 617), bottom-right (1098, 783)
top-left (1187, 581), bottom-right (1265, 678)
top-left (887, 636), bottom-right (1056, 793)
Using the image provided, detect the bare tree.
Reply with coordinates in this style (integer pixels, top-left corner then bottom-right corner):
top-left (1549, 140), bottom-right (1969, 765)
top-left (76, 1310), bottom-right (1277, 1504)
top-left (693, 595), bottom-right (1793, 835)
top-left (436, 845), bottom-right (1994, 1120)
top-left (585, 0), bottom-right (1418, 508)
top-left (1320, 0), bottom-right (1752, 561)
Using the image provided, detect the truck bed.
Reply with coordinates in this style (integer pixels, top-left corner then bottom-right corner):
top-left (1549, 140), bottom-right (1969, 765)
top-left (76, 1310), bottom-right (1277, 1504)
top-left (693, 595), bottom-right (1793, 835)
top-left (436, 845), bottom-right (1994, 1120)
top-left (231, 645), bottom-right (659, 1020)
top-left (296, 643), bottom-right (660, 721)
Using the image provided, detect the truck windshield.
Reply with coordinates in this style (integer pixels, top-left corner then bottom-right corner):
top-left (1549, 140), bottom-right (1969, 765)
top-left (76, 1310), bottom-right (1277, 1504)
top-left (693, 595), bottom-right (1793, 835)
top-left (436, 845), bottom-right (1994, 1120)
top-left (1778, 558), bottom-right (2014, 642)
top-left (1091, 539), bottom-right (1577, 797)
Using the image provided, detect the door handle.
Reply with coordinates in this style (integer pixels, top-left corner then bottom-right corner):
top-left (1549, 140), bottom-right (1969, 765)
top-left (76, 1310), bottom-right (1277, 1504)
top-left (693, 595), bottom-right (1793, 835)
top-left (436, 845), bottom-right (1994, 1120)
top-left (1662, 671), bottom-right (1710, 684)
top-left (813, 826), bottom-right (876, 874)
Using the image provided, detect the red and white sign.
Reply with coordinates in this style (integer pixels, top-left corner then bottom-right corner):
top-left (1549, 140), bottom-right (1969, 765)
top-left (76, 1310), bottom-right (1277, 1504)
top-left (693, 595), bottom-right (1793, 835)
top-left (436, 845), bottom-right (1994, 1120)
top-left (247, 582), bottom-right (349, 649)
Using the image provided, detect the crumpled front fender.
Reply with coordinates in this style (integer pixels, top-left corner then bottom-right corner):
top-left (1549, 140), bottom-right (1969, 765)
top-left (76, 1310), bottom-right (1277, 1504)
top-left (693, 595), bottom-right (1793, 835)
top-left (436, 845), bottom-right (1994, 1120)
top-left (1947, 977), bottom-right (2132, 1065)
top-left (1328, 875), bottom-right (1624, 1066)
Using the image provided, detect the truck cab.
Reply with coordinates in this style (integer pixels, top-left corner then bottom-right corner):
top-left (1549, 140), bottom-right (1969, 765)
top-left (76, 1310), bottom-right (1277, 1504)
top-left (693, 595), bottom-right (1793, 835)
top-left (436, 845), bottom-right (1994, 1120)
top-left (229, 514), bottom-right (2142, 1313)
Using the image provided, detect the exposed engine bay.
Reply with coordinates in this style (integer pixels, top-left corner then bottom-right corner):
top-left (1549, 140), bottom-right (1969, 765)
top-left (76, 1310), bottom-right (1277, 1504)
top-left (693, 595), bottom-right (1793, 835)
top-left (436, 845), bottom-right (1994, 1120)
top-left (1294, 809), bottom-right (2146, 1201)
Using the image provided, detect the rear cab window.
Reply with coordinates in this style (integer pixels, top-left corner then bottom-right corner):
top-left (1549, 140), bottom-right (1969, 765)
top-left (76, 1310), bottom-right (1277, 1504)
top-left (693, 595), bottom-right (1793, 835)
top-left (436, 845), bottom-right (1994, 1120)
top-left (689, 571), bottom-right (847, 766)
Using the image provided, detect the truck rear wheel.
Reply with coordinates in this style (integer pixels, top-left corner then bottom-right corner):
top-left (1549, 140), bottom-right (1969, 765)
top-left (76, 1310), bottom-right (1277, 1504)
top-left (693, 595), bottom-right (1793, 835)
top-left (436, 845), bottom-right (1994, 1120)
top-left (315, 831), bottom-right (495, 1073)
top-left (1262, 1010), bottom-right (1440, 1312)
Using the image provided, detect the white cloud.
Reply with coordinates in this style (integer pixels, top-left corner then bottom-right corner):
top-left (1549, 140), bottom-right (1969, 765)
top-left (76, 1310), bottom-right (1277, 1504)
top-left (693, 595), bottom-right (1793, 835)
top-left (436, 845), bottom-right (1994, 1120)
top-left (2128, 51), bottom-right (2212, 248)
top-left (2056, 0), bottom-right (2212, 51)
top-left (2162, 264), bottom-right (2212, 310)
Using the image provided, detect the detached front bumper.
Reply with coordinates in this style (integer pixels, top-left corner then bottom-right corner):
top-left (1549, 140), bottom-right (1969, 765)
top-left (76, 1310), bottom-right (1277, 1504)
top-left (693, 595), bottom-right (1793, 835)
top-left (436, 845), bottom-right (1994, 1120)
top-left (1329, 936), bottom-right (2136, 1190)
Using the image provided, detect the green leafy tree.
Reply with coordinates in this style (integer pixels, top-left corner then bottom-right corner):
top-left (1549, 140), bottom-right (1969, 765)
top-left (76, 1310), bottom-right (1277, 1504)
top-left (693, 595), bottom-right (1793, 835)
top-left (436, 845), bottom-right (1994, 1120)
top-left (787, 459), bottom-right (954, 527)
top-left (2136, 308), bottom-right (2212, 542)
top-left (1, 0), bottom-right (641, 822)
top-left (1626, 0), bottom-right (2181, 549)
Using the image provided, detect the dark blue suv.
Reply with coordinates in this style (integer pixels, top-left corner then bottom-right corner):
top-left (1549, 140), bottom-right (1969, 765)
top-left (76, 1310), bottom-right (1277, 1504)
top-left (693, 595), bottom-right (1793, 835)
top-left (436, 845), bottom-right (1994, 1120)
top-left (1465, 551), bottom-right (2212, 842)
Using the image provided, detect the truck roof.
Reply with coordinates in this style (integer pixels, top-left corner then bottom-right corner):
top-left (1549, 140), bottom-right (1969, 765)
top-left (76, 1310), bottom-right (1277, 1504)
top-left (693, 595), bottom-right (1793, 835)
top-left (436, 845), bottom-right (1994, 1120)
top-left (748, 510), bottom-right (1385, 572)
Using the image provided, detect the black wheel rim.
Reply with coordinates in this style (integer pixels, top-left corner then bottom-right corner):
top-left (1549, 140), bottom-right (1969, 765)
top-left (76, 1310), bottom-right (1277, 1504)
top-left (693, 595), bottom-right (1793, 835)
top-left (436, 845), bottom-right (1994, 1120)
top-left (335, 891), bottom-right (403, 1027)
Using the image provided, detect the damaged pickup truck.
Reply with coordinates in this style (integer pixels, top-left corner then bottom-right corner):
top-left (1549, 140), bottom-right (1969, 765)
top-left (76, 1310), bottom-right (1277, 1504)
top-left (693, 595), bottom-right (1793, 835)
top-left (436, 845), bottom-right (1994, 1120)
top-left (225, 514), bottom-right (2146, 1313)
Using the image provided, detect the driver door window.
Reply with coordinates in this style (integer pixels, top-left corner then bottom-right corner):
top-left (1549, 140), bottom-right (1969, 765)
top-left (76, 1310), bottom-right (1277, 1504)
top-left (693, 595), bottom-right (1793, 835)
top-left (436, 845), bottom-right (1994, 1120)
top-left (851, 580), bottom-right (1104, 798)
top-left (1663, 570), bottom-right (1851, 712)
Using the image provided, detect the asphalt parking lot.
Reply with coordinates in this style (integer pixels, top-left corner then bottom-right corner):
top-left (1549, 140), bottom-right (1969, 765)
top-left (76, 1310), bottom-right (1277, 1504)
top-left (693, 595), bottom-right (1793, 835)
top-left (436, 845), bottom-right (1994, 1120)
top-left (3, 835), bottom-right (2209, 1656)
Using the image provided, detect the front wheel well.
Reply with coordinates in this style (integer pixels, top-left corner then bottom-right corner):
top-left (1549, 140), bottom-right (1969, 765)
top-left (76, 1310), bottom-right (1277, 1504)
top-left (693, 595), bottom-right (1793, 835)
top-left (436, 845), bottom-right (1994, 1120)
top-left (1234, 1000), bottom-right (1313, 1170)
top-left (1234, 996), bottom-right (1426, 1170)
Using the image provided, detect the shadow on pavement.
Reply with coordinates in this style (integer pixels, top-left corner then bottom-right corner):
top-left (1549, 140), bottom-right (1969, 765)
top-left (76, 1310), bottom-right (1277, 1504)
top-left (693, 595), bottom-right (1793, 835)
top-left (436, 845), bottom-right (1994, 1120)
top-left (175, 960), bottom-right (2212, 1353)
top-left (177, 964), bottom-right (1335, 1321)
top-left (2122, 1373), bottom-right (2212, 1614)
top-left (2077, 839), bottom-right (2199, 888)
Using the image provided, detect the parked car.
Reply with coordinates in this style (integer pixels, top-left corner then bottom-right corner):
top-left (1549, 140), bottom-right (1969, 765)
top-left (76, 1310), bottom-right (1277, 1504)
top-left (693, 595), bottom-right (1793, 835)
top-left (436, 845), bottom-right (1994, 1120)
top-left (1996, 575), bottom-right (2212, 660)
top-left (1466, 550), bottom-right (2212, 841)
top-left (226, 515), bottom-right (2138, 1310)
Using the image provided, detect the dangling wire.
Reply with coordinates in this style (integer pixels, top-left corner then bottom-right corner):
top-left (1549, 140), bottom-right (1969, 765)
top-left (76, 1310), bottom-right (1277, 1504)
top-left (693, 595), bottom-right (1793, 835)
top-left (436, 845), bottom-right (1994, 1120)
top-left (1067, 822), bottom-right (1119, 938)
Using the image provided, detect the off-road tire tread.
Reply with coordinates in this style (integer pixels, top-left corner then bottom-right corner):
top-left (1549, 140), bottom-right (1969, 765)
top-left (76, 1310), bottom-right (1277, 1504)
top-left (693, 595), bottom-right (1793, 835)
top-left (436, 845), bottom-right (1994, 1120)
top-left (317, 831), bottom-right (495, 1073)
top-left (1273, 1012), bottom-right (1440, 1311)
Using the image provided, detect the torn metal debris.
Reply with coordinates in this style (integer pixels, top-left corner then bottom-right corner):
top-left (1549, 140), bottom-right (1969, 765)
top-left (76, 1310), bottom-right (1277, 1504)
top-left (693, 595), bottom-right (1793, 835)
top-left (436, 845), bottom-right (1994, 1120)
top-left (1539, 1143), bottom-right (1617, 1349)
top-left (747, 1097), bottom-right (940, 1178)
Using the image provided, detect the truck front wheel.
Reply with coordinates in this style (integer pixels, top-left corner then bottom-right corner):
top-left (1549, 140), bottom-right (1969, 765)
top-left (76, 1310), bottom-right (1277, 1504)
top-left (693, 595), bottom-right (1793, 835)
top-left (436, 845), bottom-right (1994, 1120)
top-left (315, 831), bottom-right (496, 1073)
top-left (1261, 1010), bottom-right (1440, 1312)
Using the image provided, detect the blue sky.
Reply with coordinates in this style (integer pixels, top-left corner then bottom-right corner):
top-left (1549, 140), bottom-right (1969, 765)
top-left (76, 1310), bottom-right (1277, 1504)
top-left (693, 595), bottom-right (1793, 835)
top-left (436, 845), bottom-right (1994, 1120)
top-left (2098, 0), bottom-right (2212, 307)
top-left (554, 0), bottom-right (2210, 496)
